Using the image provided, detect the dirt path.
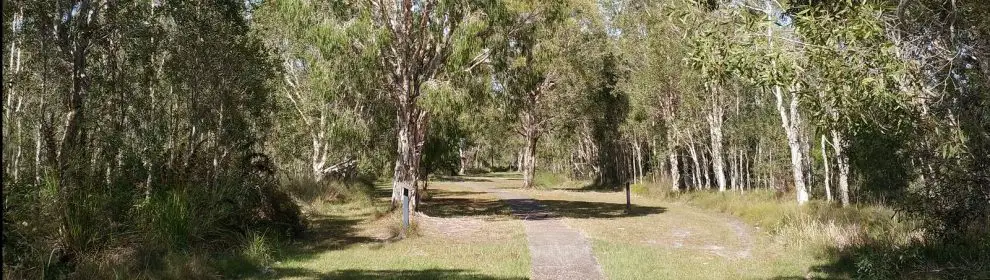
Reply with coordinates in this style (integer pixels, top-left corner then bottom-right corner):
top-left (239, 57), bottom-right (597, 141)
top-left (465, 180), bottom-right (606, 280)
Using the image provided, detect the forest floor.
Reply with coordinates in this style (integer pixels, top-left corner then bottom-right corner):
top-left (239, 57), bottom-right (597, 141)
top-left (257, 173), bottom-right (831, 279)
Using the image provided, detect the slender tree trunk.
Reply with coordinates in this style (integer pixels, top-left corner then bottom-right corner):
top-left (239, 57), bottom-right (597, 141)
top-left (687, 138), bottom-right (701, 190)
top-left (635, 141), bottom-right (643, 184)
top-left (821, 135), bottom-right (832, 202)
top-left (458, 139), bottom-right (468, 175)
top-left (708, 107), bottom-right (727, 192)
top-left (667, 128), bottom-right (680, 191)
top-left (773, 85), bottom-right (809, 204)
top-left (831, 130), bottom-right (850, 206)
top-left (35, 126), bottom-right (42, 185)
top-left (14, 99), bottom-right (23, 184)
top-left (744, 151), bottom-right (751, 192)
top-left (801, 129), bottom-right (813, 193)
top-left (728, 148), bottom-right (735, 191)
top-left (701, 147), bottom-right (711, 189)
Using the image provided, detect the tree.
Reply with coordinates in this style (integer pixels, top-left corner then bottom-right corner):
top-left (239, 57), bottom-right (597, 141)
top-left (487, 0), bottom-right (597, 188)
top-left (796, 1), bottom-right (912, 207)
top-left (367, 0), bottom-right (469, 209)
top-left (254, 0), bottom-right (385, 182)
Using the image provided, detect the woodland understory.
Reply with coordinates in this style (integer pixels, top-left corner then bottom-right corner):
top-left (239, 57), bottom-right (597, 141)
top-left (3, 0), bottom-right (988, 279)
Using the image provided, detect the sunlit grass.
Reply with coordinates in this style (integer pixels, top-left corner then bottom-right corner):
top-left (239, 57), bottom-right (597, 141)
top-left (256, 181), bottom-right (530, 280)
top-left (510, 184), bottom-right (825, 279)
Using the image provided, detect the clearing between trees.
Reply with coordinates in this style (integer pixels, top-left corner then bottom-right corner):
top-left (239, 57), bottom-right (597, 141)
top-left (258, 173), bottom-right (846, 280)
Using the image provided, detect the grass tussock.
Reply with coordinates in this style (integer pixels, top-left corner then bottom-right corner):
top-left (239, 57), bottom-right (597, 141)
top-left (532, 172), bottom-right (584, 189)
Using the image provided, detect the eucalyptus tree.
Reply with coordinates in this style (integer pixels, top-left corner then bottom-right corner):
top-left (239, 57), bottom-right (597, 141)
top-left (686, 7), bottom-right (747, 193)
top-left (3, 0), bottom-right (299, 275)
top-left (253, 0), bottom-right (387, 182)
top-left (366, 0), bottom-right (477, 208)
top-left (795, 1), bottom-right (909, 206)
top-left (487, 0), bottom-right (591, 188)
top-left (613, 0), bottom-right (699, 191)
top-left (889, 0), bottom-right (990, 236)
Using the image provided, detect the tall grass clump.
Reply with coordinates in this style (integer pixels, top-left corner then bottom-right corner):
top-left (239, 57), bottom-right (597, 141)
top-left (533, 172), bottom-right (584, 189)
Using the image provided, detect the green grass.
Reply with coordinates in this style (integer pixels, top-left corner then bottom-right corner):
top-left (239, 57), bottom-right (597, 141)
top-left (254, 181), bottom-right (530, 280)
top-left (509, 183), bottom-right (825, 279)
top-left (531, 171), bottom-right (585, 190)
top-left (591, 239), bottom-right (820, 280)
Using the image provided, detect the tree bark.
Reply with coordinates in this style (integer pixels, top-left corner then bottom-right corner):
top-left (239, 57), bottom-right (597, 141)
top-left (701, 146), bottom-right (711, 189)
top-left (458, 139), bottom-right (468, 175)
top-left (687, 137), bottom-right (701, 190)
top-left (708, 107), bottom-right (727, 192)
top-left (522, 131), bottom-right (538, 188)
top-left (773, 85), bottom-right (809, 204)
top-left (821, 134), bottom-right (832, 202)
top-left (729, 148), bottom-right (738, 192)
top-left (831, 130), bottom-right (850, 206)
top-left (666, 127), bottom-right (680, 191)
top-left (391, 101), bottom-right (426, 212)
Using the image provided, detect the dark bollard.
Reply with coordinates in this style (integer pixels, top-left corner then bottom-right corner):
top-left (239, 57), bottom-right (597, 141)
top-left (402, 188), bottom-right (410, 237)
top-left (625, 182), bottom-right (631, 213)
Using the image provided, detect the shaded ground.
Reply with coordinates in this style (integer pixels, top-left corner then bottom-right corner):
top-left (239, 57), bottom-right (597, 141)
top-left (261, 181), bottom-right (530, 280)
top-left (265, 173), bottom-right (833, 279)
top-left (270, 268), bottom-right (528, 280)
top-left (470, 180), bottom-right (608, 280)
top-left (504, 181), bottom-right (826, 279)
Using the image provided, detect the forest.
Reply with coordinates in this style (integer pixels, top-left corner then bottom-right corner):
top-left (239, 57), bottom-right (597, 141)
top-left (3, 0), bottom-right (988, 279)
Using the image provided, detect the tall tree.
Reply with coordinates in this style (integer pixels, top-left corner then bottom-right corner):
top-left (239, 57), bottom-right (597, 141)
top-left (368, 0), bottom-right (467, 209)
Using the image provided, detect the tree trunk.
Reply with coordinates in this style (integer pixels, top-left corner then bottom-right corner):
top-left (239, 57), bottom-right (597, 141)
top-left (773, 85), bottom-right (809, 204)
top-left (458, 139), bottom-right (468, 175)
top-left (687, 139), bottom-right (701, 190)
top-left (522, 132), bottom-right (538, 188)
top-left (392, 103), bottom-right (425, 213)
top-left (801, 129), bottom-right (813, 192)
top-left (831, 130), bottom-right (850, 206)
top-left (708, 108), bottom-right (727, 192)
top-left (635, 141), bottom-right (643, 184)
top-left (701, 147), bottom-right (711, 189)
top-left (821, 135), bottom-right (832, 202)
top-left (667, 128), bottom-right (680, 191)
top-left (729, 148), bottom-right (738, 192)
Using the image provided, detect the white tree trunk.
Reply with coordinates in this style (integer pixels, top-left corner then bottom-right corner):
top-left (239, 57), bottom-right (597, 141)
top-left (708, 108), bottom-right (727, 192)
top-left (687, 139), bottom-right (701, 190)
top-left (667, 128), bottom-right (680, 191)
top-left (821, 135), bottom-right (832, 202)
top-left (774, 85), bottom-right (809, 204)
top-left (458, 139), bottom-right (468, 175)
top-left (831, 130), bottom-right (850, 206)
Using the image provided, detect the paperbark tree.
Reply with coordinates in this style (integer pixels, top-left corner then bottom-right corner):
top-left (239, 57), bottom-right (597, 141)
top-left (369, 0), bottom-right (465, 210)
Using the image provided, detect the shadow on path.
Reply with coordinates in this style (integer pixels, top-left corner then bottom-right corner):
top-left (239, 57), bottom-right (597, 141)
top-left (431, 176), bottom-right (494, 182)
top-left (267, 268), bottom-right (527, 280)
top-left (418, 188), bottom-right (665, 220)
top-left (506, 198), bottom-right (666, 219)
top-left (419, 188), bottom-right (514, 218)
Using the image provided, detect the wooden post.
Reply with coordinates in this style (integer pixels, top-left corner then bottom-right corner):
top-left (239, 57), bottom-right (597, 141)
top-left (625, 181), bottom-right (631, 213)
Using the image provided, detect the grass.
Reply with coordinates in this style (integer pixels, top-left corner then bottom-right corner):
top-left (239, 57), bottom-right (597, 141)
top-left (253, 180), bottom-right (531, 280)
top-left (619, 179), bottom-right (989, 279)
top-left (510, 183), bottom-right (825, 279)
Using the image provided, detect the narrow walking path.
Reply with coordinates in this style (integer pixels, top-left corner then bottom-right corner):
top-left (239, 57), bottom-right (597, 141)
top-left (468, 180), bottom-right (606, 280)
